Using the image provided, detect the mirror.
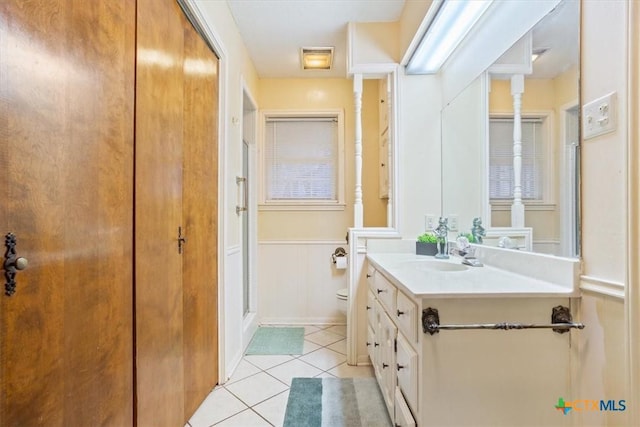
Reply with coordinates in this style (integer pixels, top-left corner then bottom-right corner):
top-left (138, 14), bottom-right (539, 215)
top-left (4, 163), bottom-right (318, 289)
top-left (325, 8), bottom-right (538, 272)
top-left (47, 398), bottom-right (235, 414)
top-left (441, 0), bottom-right (580, 257)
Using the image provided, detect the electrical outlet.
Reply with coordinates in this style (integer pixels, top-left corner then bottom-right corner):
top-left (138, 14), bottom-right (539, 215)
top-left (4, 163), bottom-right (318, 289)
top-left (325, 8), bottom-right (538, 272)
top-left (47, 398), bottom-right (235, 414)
top-left (583, 92), bottom-right (617, 139)
top-left (449, 214), bottom-right (459, 232)
top-left (425, 214), bottom-right (436, 231)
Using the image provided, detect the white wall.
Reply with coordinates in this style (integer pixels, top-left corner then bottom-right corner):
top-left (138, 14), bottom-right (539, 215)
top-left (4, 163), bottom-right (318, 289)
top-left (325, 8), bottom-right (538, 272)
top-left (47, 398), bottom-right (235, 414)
top-left (192, 0), bottom-right (260, 382)
top-left (397, 72), bottom-right (442, 238)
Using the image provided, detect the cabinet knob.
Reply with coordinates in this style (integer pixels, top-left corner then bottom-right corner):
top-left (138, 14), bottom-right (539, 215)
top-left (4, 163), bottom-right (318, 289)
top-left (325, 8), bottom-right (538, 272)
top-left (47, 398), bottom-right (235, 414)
top-left (366, 273), bottom-right (372, 278)
top-left (397, 364), bottom-right (405, 371)
top-left (381, 163), bottom-right (385, 167)
top-left (374, 342), bottom-right (379, 347)
top-left (397, 309), bottom-right (405, 317)
top-left (382, 363), bottom-right (389, 369)
top-left (366, 305), bottom-right (371, 310)
top-left (377, 288), bottom-right (386, 294)
top-left (366, 342), bottom-right (371, 347)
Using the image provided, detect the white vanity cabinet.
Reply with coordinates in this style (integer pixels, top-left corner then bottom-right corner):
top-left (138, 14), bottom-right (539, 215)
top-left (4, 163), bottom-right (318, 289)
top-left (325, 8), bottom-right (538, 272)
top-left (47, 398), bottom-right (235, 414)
top-left (364, 255), bottom-right (576, 427)
top-left (367, 265), bottom-right (418, 426)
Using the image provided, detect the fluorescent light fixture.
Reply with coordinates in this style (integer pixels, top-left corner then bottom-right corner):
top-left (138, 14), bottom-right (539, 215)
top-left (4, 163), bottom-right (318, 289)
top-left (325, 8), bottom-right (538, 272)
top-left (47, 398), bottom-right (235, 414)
top-left (532, 48), bottom-right (549, 62)
top-left (301, 47), bottom-right (334, 70)
top-left (407, 0), bottom-right (493, 74)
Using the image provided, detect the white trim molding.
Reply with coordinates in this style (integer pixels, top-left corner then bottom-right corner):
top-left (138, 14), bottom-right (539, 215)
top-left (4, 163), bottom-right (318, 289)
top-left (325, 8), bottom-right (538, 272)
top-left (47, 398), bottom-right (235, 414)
top-left (627, 1), bottom-right (640, 424)
top-left (580, 275), bottom-right (625, 300)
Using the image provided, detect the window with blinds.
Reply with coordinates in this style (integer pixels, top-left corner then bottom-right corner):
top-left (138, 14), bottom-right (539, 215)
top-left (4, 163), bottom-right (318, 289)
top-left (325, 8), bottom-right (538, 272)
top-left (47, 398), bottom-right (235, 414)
top-left (263, 114), bottom-right (343, 207)
top-left (489, 117), bottom-right (544, 200)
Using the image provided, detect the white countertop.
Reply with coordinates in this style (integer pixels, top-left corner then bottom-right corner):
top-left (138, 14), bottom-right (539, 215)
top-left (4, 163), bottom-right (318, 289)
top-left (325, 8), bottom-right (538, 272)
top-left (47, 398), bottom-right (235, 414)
top-left (366, 252), bottom-right (579, 299)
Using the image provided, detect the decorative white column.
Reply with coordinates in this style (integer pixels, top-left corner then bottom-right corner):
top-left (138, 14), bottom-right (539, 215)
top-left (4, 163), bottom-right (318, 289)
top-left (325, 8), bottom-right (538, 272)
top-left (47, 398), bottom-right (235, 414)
top-left (385, 74), bottom-right (393, 228)
top-left (510, 74), bottom-right (525, 228)
top-left (353, 74), bottom-right (363, 228)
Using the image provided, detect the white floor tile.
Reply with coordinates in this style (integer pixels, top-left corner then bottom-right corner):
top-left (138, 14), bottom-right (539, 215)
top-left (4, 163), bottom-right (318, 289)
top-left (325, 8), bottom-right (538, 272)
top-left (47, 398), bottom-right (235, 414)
top-left (303, 325), bottom-right (323, 335)
top-left (299, 347), bottom-right (346, 371)
top-left (304, 329), bottom-right (344, 346)
top-left (252, 390), bottom-right (290, 427)
top-left (225, 372), bottom-right (288, 407)
top-left (244, 354), bottom-right (294, 371)
top-left (266, 358), bottom-right (323, 386)
top-left (314, 371), bottom-right (336, 378)
top-left (325, 325), bottom-right (347, 337)
top-left (214, 409), bottom-right (271, 426)
top-left (328, 362), bottom-right (375, 378)
top-left (226, 359), bottom-right (262, 385)
top-left (188, 387), bottom-right (248, 427)
top-left (299, 339), bottom-right (322, 355)
top-left (326, 338), bottom-right (346, 355)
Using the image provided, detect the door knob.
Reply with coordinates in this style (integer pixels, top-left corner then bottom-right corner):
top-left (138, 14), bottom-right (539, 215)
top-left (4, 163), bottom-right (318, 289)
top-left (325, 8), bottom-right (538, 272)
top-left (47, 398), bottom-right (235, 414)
top-left (5, 257), bottom-right (28, 271)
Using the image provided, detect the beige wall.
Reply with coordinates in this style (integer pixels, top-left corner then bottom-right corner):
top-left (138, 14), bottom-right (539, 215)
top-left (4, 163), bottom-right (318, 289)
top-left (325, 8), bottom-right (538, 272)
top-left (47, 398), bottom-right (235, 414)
top-left (257, 78), bottom-right (385, 240)
top-left (577, 1), bottom-right (629, 425)
top-left (398, 0), bottom-right (434, 61)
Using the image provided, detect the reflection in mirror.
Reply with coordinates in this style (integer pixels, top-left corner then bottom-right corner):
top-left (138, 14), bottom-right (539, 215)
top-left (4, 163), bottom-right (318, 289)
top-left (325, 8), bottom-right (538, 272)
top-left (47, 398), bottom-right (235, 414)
top-left (441, 0), bottom-right (580, 258)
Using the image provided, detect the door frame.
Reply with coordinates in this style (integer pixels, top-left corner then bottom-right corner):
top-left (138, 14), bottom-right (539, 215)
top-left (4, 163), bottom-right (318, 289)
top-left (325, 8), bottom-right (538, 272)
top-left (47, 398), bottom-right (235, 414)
top-left (241, 79), bottom-right (259, 350)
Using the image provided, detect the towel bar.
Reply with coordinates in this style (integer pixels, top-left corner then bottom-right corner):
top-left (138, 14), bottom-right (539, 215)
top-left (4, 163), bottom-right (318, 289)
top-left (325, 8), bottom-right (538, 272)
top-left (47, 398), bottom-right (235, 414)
top-left (422, 305), bottom-right (585, 335)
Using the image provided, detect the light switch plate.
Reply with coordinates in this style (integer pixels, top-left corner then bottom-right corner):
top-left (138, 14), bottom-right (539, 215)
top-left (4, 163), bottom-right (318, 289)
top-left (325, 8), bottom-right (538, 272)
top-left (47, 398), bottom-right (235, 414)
top-left (583, 92), bottom-right (617, 140)
top-left (425, 214), bottom-right (436, 231)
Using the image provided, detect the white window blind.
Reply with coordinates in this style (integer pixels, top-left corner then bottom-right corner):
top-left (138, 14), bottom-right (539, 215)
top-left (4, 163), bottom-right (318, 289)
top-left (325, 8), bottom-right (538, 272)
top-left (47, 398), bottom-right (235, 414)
top-left (489, 118), bottom-right (544, 200)
top-left (264, 117), bottom-right (338, 201)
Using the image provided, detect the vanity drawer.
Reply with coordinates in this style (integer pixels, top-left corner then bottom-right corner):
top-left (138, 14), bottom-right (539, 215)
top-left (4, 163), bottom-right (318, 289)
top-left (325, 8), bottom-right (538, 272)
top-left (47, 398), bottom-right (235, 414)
top-left (394, 387), bottom-right (416, 427)
top-left (396, 333), bottom-right (418, 415)
top-left (395, 290), bottom-right (418, 343)
top-left (374, 272), bottom-right (396, 315)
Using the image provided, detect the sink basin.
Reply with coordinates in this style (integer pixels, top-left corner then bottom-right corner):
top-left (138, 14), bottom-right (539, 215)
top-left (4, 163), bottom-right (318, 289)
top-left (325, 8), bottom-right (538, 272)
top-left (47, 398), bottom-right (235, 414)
top-left (398, 259), bottom-right (469, 272)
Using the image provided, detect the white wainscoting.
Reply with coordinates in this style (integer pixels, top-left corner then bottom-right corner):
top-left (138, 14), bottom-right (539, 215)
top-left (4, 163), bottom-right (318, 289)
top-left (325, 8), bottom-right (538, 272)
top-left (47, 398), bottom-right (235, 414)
top-left (223, 245), bottom-right (243, 382)
top-left (258, 241), bottom-right (348, 325)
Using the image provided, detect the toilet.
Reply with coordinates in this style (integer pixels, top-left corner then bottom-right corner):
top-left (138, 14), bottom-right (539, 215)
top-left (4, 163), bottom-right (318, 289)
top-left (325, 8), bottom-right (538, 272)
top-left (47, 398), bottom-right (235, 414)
top-left (336, 288), bottom-right (348, 316)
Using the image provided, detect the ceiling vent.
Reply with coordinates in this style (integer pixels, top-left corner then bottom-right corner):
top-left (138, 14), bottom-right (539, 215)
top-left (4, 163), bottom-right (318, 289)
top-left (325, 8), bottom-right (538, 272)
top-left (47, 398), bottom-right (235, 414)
top-left (300, 47), bottom-right (334, 70)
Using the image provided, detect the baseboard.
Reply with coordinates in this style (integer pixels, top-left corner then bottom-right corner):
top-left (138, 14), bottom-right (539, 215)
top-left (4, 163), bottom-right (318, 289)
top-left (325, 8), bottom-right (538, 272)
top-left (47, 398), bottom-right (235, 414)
top-left (259, 317), bottom-right (347, 326)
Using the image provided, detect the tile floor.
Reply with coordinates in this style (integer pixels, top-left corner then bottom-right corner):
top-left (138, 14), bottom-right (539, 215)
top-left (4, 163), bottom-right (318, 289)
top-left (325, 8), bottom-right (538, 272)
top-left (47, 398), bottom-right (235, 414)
top-left (186, 325), bottom-right (375, 427)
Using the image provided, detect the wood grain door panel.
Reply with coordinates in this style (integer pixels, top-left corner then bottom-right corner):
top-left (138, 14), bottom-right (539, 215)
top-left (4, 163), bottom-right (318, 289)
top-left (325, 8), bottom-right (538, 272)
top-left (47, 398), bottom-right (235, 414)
top-left (181, 21), bottom-right (220, 418)
top-left (0, 1), bottom-right (135, 425)
top-left (135, 0), bottom-right (186, 425)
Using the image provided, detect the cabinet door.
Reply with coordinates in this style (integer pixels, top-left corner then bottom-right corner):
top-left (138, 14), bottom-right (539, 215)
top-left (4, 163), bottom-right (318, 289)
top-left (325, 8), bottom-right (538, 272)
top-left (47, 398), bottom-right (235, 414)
top-left (367, 325), bottom-right (377, 369)
top-left (396, 290), bottom-right (418, 343)
top-left (135, 0), bottom-right (186, 424)
top-left (394, 387), bottom-right (417, 427)
top-left (181, 16), bottom-right (220, 420)
top-left (367, 289), bottom-right (377, 329)
top-left (396, 333), bottom-right (419, 414)
top-left (376, 303), bottom-right (397, 415)
top-left (0, 1), bottom-right (135, 425)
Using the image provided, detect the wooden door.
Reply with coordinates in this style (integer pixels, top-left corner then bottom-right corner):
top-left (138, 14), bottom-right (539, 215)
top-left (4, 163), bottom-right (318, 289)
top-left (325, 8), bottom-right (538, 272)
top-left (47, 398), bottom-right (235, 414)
top-left (0, 1), bottom-right (135, 426)
top-left (135, 0), bottom-right (186, 425)
top-left (181, 21), bottom-right (219, 418)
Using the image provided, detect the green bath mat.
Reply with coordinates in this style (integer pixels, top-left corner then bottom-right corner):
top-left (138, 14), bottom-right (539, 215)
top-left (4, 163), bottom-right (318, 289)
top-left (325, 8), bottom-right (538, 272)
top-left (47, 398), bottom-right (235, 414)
top-left (284, 377), bottom-right (392, 427)
top-left (245, 327), bottom-right (305, 355)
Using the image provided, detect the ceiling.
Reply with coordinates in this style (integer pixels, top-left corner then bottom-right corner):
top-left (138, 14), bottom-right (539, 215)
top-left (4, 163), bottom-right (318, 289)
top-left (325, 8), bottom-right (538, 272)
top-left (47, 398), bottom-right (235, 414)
top-left (225, 0), bottom-right (406, 78)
